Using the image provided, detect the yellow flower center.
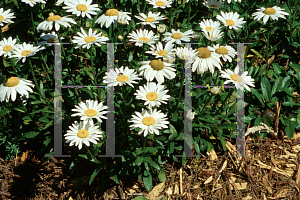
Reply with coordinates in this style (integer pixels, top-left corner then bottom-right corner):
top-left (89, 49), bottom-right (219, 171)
top-left (209, 5), bottom-right (217, 8)
top-left (84, 109), bottom-right (98, 117)
top-left (21, 50), bottom-right (34, 56)
top-left (215, 47), bottom-right (228, 55)
top-left (205, 27), bottom-right (212, 31)
top-left (84, 36), bottom-right (97, 43)
top-left (157, 49), bottom-right (167, 56)
top-left (76, 4), bottom-right (88, 12)
top-left (3, 45), bottom-right (12, 52)
top-left (155, 1), bottom-right (165, 6)
top-left (47, 38), bottom-right (56, 43)
top-left (263, 8), bottom-right (276, 15)
top-left (142, 117), bottom-right (155, 126)
top-left (106, 9), bottom-right (119, 16)
top-left (5, 77), bottom-right (20, 87)
top-left (139, 37), bottom-right (150, 42)
top-left (146, 92), bottom-right (158, 101)
top-left (47, 15), bottom-right (61, 21)
top-left (149, 60), bottom-right (164, 71)
top-left (230, 74), bottom-right (243, 82)
top-left (145, 17), bottom-right (155, 23)
top-left (226, 19), bottom-right (235, 26)
top-left (196, 47), bottom-right (211, 59)
top-left (116, 75), bottom-right (129, 82)
top-left (171, 33), bottom-right (182, 39)
top-left (77, 129), bottom-right (89, 138)
top-left (0, 15), bottom-right (4, 21)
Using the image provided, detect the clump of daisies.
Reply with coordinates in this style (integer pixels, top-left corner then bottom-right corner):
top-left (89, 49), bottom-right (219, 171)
top-left (65, 99), bottom-right (109, 150)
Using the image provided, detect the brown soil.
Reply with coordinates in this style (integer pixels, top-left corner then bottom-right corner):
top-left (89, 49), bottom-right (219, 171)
top-left (1, 134), bottom-right (300, 200)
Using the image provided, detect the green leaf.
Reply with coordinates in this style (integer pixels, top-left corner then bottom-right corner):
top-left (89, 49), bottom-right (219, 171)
top-left (111, 174), bottom-right (120, 185)
top-left (285, 120), bottom-right (297, 139)
top-left (40, 80), bottom-right (45, 99)
top-left (132, 196), bottom-right (147, 200)
top-left (143, 173), bottom-right (153, 191)
top-left (216, 133), bottom-right (227, 151)
top-left (22, 131), bottom-right (39, 139)
top-left (250, 49), bottom-right (263, 58)
top-left (169, 142), bottom-right (174, 154)
top-left (143, 157), bottom-right (160, 170)
top-left (168, 124), bottom-right (178, 140)
top-left (158, 167), bottom-right (166, 182)
top-left (171, 112), bottom-right (178, 121)
top-left (272, 63), bottom-right (282, 74)
top-left (251, 88), bottom-right (265, 107)
top-left (14, 107), bottom-right (25, 113)
top-left (135, 156), bottom-right (143, 166)
top-left (271, 77), bottom-right (282, 96)
top-left (39, 116), bottom-right (49, 123)
top-left (22, 116), bottom-right (32, 125)
top-left (89, 165), bottom-right (102, 186)
top-left (261, 77), bottom-right (272, 101)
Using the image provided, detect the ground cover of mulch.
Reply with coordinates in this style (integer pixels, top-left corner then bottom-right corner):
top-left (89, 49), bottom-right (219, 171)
top-left (1, 133), bottom-right (300, 200)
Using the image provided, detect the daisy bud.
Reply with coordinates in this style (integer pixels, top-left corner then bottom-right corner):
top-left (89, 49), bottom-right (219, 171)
top-left (117, 12), bottom-right (128, 25)
top-left (186, 109), bottom-right (195, 120)
top-left (210, 87), bottom-right (220, 95)
top-left (157, 24), bottom-right (166, 34)
top-left (192, 32), bottom-right (201, 40)
top-left (118, 35), bottom-right (124, 41)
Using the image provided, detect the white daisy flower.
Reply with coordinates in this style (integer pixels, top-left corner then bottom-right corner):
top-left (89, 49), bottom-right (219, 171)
top-left (199, 19), bottom-right (221, 33)
top-left (36, 32), bottom-right (64, 46)
top-left (95, 9), bottom-right (131, 28)
top-left (71, 99), bottom-right (108, 124)
top-left (146, 0), bottom-right (173, 9)
top-left (103, 66), bottom-right (142, 88)
top-left (162, 29), bottom-right (194, 44)
top-left (0, 37), bottom-right (18, 57)
top-left (64, 120), bottom-right (103, 150)
top-left (22, 0), bottom-right (46, 7)
top-left (222, 0), bottom-right (241, 3)
top-left (192, 47), bottom-right (222, 75)
top-left (10, 42), bottom-right (45, 63)
top-left (117, 12), bottom-right (131, 25)
top-left (220, 67), bottom-right (255, 91)
top-left (128, 29), bottom-right (159, 47)
top-left (0, 77), bottom-right (34, 102)
top-left (134, 82), bottom-right (170, 109)
top-left (37, 12), bottom-right (77, 32)
top-left (252, 6), bottom-right (289, 24)
top-left (211, 44), bottom-right (237, 62)
top-left (139, 59), bottom-right (176, 83)
top-left (135, 11), bottom-right (165, 29)
top-left (129, 108), bottom-right (169, 137)
top-left (145, 41), bottom-right (175, 59)
top-left (174, 46), bottom-right (198, 62)
top-left (203, 0), bottom-right (223, 9)
top-left (202, 28), bottom-right (223, 41)
top-left (72, 27), bottom-right (109, 49)
top-left (216, 11), bottom-right (246, 30)
top-left (56, 0), bottom-right (69, 5)
top-left (63, 0), bottom-right (100, 19)
top-left (0, 8), bottom-right (16, 27)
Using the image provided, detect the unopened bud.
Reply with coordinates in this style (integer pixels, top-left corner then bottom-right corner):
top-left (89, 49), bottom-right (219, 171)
top-left (192, 32), bottom-right (201, 40)
top-left (186, 109), bottom-right (195, 120)
top-left (210, 87), bottom-right (220, 95)
top-left (157, 24), bottom-right (166, 34)
top-left (118, 35), bottom-right (124, 41)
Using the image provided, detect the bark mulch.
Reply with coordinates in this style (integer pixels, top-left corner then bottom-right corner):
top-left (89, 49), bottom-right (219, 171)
top-left (1, 134), bottom-right (300, 200)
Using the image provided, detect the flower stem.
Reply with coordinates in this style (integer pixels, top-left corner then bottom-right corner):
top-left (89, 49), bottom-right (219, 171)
top-left (198, 93), bottom-right (213, 116)
top-left (28, 58), bottom-right (47, 103)
top-left (216, 88), bottom-right (234, 114)
top-left (266, 28), bottom-right (270, 70)
top-left (178, 62), bottom-right (185, 108)
top-left (187, 2), bottom-right (191, 29)
top-left (91, 46), bottom-right (102, 102)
